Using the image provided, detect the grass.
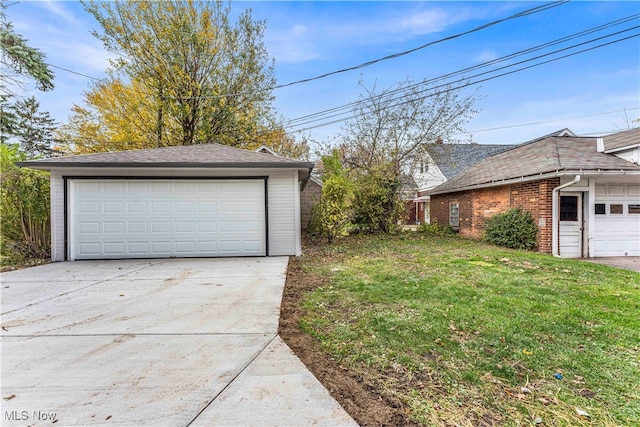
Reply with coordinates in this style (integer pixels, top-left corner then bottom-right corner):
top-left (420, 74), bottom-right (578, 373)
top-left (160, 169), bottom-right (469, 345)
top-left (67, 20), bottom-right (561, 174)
top-left (296, 233), bottom-right (640, 426)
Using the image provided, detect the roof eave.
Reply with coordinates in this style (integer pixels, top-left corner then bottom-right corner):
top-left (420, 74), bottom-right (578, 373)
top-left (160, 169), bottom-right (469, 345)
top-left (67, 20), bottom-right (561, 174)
top-left (16, 161), bottom-right (316, 171)
top-left (603, 144), bottom-right (640, 154)
top-left (428, 169), bottom-right (640, 195)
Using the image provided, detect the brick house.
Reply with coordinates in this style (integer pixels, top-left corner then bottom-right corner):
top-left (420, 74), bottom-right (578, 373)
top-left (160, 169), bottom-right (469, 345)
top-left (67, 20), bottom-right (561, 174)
top-left (405, 142), bottom-right (517, 224)
top-left (428, 128), bottom-right (640, 258)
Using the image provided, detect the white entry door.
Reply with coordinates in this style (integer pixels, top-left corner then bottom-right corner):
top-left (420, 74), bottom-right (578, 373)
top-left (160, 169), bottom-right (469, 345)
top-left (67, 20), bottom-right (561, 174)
top-left (68, 179), bottom-right (266, 260)
top-left (559, 192), bottom-right (583, 258)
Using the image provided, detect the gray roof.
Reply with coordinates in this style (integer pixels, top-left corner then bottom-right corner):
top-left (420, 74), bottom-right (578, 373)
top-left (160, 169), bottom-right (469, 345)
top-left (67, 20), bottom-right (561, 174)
top-left (603, 127), bottom-right (640, 152)
top-left (17, 143), bottom-right (314, 170)
top-left (429, 135), bottom-right (640, 195)
top-left (427, 143), bottom-right (515, 179)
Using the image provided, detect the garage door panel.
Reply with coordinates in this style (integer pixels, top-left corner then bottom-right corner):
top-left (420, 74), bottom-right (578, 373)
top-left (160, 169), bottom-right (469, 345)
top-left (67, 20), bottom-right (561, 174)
top-left (593, 183), bottom-right (640, 257)
top-left (70, 179), bottom-right (266, 260)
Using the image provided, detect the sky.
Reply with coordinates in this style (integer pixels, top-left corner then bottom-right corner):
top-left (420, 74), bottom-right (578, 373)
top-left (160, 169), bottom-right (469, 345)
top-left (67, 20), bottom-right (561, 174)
top-left (4, 1), bottom-right (640, 151)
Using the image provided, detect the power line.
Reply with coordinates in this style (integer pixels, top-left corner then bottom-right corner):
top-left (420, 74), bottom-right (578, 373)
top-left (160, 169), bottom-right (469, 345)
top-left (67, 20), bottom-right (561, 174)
top-left (285, 14), bottom-right (640, 127)
top-left (456, 107), bottom-right (640, 135)
top-left (46, 63), bottom-right (105, 82)
top-left (287, 33), bottom-right (639, 133)
top-left (273, 1), bottom-right (569, 90)
top-left (165, 1), bottom-right (570, 100)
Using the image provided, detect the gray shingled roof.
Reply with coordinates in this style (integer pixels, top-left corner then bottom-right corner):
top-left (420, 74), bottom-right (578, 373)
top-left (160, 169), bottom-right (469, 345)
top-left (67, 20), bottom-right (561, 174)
top-left (17, 143), bottom-right (314, 170)
top-left (427, 144), bottom-right (515, 179)
top-left (429, 135), bottom-right (640, 195)
top-left (603, 127), bottom-right (640, 152)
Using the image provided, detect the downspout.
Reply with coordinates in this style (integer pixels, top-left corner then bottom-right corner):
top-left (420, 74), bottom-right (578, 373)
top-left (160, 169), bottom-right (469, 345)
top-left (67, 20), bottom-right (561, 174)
top-left (552, 175), bottom-right (581, 257)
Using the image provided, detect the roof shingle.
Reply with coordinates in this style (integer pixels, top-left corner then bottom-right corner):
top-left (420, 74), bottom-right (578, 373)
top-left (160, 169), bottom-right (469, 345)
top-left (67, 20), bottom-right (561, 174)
top-left (429, 135), bottom-right (640, 195)
top-left (17, 143), bottom-right (314, 170)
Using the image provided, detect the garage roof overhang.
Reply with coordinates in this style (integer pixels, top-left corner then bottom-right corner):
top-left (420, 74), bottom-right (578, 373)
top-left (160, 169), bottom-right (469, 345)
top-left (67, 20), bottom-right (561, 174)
top-left (427, 169), bottom-right (640, 196)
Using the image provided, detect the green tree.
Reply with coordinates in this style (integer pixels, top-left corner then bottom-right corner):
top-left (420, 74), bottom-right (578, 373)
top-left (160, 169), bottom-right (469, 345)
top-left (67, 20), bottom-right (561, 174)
top-left (65, 0), bottom-right (280, 152)
top-left (309, 150), bottom-right (354, 242)
top-left (0, 144), bottom-right (51, 264)
top-left (0, 1), bottom-right (54, 93)
top-left (11, 96), bottom-right (58, 158)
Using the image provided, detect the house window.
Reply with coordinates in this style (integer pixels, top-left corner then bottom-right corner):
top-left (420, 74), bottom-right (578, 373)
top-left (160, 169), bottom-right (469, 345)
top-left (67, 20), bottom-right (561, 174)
top-left (610, 204), bottom-right (623, 214)
top-left (594, 204), bottom-right (606, 215)
top-left (449, 203), bottom-right (459, 229)
top-left (629, 204), bottom-right (640, 214)
top-left (420, 161), bottom-right (429, 174)
top-left (560, 196), bottom-right (578, 221)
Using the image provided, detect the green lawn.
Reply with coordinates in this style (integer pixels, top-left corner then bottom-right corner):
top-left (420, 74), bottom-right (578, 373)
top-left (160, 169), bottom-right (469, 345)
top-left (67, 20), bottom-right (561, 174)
top-left (297, 233), bottom-right (640, 426)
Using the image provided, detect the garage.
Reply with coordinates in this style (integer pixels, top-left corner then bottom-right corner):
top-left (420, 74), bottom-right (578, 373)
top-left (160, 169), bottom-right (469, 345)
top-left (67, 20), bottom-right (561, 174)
top-left (592, 182), bottom-right (640, 257)
top-left (69, 178), bottom-right (266, 260)
top-left (17, 143), bottom-right (314, 261)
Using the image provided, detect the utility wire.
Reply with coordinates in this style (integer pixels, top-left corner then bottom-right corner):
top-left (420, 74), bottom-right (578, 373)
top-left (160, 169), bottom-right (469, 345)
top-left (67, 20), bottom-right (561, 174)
top-left (273, 1), bottom-right (569, 90)
top-left (287, 33), bottom-right (639, 133)
top-left (163, 0), bottom-right (570, 100)
top-left (46, 63), bottom-right (105, 82)
top-left (455, 107), bottom-right (640, 136)
top-left (285, 14), bottom-right (640, 126)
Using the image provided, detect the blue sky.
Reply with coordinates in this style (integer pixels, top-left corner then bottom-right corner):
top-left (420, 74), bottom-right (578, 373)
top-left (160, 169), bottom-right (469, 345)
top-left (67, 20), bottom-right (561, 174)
top-left (5, 1), bottom-right (640, 148)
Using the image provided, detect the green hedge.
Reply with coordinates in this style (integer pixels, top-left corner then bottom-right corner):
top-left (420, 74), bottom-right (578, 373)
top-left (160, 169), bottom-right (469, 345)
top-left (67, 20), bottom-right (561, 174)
top-left (484, 208), bottom-right (537, 250)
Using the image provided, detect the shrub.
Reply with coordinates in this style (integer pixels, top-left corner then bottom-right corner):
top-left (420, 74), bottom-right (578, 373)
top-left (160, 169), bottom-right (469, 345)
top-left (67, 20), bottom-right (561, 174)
top-left (351, 167), bottom-right (404, 234)
top-left (417, 221), bottom-right (453, 236)
top-left (484, 208), bottom-right (537, 250)
top-left (309, 150), bottom-right (354, 242)
top-left (0, 145), bottom-right (51, 265)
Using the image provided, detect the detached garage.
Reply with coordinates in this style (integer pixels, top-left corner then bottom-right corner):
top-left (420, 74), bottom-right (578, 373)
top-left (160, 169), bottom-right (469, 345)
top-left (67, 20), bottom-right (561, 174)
top-left (18, 144), bottom-right (314, 261)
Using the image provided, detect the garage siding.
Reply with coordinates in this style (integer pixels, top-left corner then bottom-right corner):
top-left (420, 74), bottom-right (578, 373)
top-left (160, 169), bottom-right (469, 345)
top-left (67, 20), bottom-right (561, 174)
top-left (49, 168), bottom-right (301, 261)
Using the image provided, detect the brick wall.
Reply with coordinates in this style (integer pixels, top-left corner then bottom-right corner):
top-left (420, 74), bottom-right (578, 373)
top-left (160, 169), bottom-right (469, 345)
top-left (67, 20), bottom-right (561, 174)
top-left (430, 177), bottom-right (560, 253)
top-left (300, 180), bottom-right (321, 231)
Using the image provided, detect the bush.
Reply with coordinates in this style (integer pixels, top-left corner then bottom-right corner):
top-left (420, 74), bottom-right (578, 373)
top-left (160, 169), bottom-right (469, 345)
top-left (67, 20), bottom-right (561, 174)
top-left (417, 221), bottom-right (453, 236)
top-left (1, 145), bottom-right (51, 265)
top-left (351, 167), bottom-right (404, 234)
top-left (308, 150), bottom-right (354, 242)
top-left (484, 208), bottom-right (537, 250)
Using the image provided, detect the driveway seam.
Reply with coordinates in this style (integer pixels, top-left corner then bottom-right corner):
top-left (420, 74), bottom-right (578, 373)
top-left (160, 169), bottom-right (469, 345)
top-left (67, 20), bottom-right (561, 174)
top-left (0, 261), bottom-right (165, 315)
top-left (185, 333), bottom-right (278, 427)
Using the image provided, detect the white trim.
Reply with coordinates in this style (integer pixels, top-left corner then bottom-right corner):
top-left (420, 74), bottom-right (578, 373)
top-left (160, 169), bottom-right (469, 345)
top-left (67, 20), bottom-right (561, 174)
top-left (552, 175), bottom-right (581, 257)
top-left (293, 170), bottom-right (302, 256)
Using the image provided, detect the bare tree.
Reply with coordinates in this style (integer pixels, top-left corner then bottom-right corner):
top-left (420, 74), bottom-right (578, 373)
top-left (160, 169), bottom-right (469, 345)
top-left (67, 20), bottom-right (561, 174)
top-left (338, 79), bottom-right (479, 232)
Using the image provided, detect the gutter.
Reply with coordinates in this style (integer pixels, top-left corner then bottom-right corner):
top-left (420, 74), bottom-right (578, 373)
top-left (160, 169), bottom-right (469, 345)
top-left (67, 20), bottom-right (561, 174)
top-left (428, 169), bottom-right (640, 196)
top-left (552, 175), bottom-right (581, 257)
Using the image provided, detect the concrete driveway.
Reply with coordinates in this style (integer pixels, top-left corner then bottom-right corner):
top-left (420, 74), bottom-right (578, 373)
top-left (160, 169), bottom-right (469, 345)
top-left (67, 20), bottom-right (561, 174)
top-left (1, 258), bottom-right (357, 426)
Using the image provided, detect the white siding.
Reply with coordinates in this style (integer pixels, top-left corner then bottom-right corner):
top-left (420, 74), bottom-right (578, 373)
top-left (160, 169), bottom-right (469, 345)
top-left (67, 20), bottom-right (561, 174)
top-left (48, 167), bottom-right (302, 261)
top-left (267, 170), bottom-right (298, 256)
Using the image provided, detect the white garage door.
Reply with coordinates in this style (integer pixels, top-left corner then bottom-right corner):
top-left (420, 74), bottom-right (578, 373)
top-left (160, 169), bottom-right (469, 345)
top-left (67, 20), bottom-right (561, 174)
top-left (593, 183), bottom-right (640, 257)
top-left (69, 179), bottom-right (266, 260)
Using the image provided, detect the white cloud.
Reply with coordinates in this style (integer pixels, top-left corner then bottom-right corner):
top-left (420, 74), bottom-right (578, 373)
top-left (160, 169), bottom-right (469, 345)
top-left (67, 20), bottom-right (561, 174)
top-left (474, 50), bottom-right (499, 63)
top-left (39, 0), bottom-right (81, 26)
top-left (400, 8), bottom-right (455, 35)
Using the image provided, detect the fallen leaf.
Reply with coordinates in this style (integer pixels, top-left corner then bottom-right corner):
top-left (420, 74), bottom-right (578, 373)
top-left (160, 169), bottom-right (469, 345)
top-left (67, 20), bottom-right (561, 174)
top-left (576, 408), bottom-right (590, 418)
top-left (522, 349), bottom-right (533, 355)
top-left (521, 386), bottom-right (532, 394)
top-left (538, 398), bottom-right (550, 405)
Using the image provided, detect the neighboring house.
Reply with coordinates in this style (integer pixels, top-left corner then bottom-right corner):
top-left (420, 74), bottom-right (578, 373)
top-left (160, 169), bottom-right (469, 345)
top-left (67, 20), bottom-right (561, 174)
top-left (427, 128), bottom-right (640, 258)
top-left (18, 143), bottom-right (314, 261)
top-left (405, 142), bottom-right (516, 224)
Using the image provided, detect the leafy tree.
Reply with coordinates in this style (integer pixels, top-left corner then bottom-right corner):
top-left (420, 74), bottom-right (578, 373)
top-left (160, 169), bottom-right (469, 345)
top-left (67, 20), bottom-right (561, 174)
top-left (0, 144), bottom-right (51, 264)
top-left (64, 0), bottom-right (285, 152)
top-left (339, 79), bottom-right (478, 233)
top-left (0, 1), bottom-right (54, 93)
top-left (309, 150), bottom-right (354, 242)
top-left (11, 96), bottom-right (58, 158)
